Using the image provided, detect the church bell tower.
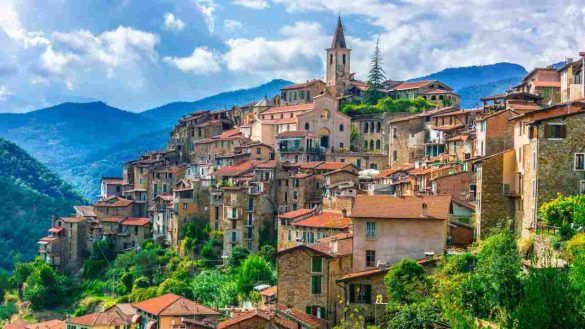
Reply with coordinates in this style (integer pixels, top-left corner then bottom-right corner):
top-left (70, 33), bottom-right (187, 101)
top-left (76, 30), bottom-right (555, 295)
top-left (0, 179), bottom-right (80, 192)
top-left (326, 17), bottom-right (351, 94)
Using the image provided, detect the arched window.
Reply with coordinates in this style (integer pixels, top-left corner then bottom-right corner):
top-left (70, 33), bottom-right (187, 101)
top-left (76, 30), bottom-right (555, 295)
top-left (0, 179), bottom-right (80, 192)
top-left (376, 139), bottom-right (381, 150)
top-left (363, 122), bottom-right (369, 133)
top-left (370, 140), bottom-right (374, 150)
top-left (329, 54), bottom-right (333, 64)
top-left (321, 109), bottom-right (330, 119)
top-left (364, 140), bottom-right (368, 149)
top-left (431, 95), bottom-right (436, 101)
top-left (370, 123), bottom-right (374, 133)
top-left (305, 122), bottom-right (310, 130)
top-left (339, 124), bottom-right (344, 132)
top-left (342, 54), bottom-right (346, 65)
top-left (376, 122), bottom-right (381, 132)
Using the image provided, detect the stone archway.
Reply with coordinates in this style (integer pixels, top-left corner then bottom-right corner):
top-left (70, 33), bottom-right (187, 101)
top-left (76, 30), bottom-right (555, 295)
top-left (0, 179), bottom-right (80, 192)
top-left (319, 127), bottom-right (330, 148)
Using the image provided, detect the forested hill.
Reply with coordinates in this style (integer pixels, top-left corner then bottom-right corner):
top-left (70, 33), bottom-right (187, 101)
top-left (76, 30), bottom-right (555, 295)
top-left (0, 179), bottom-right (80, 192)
top-left (0, 138), bottom-right (86, 270)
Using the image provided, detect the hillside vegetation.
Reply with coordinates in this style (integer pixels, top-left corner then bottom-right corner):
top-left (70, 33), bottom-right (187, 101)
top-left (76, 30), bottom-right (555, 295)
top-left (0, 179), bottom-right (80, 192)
top-left (0, 138), bottom-right (86, 270)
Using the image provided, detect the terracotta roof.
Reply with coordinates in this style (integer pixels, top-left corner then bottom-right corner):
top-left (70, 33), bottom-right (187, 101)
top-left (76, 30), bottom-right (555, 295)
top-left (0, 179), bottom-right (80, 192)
top-left (352, 195), bottom-right (452, 219)
top-left (122, 217), bottom-right (150, 226)
top-left (153, 194), bottom-right (174, 202)
top-left (318, 232), bottom-right (352, 243)
top-left (4, 319), bottom-right (28, 329)
top-left (276, 130), bottom-right (317, 138)
top-left (26, 320), bottom-right (64, 329)
top-left (255, 160), bottom-right (278, 169)
top-left (337, 257), bottom-right (438, 282)
top-left (277, 238), bottom-right (353, 258)
top-left (299, 161), bottom-right (324, 169)
top-left (429, 123), bottom-right (466, 131)
top-left (276, 305), bottom-right (328, 329)
top-left (95, 197), bottom-right (134, 208)
top-left (278, 208), bottom-right (314, 219)
top-left (61, 216), bottom-right (84, 223)
top-left (281, 79), bottom-right (323, 90)
top-left (68, 311), bottom-right (130, 327)
top-left (132, 293), bottom-right (219, 316)
top-left (375, 168), bottom-right (400, 179)
top-left (212, 160), bottom-right (259, 178)
top-left (292, 211), bottom-right (351, 229)
top-left (260, 285), bottom-right (277, 296)
top-left (218, 309), bottom-right (272, 329)
top-left (262, 103), bottom-right (314, 115)
top-left (393, 80), bottom-right (434, 91)
top-left (39, 236), bottom-right (58, 243)
top-left (48, 227), bottom-right (64, 233)
top-left (322, 168), bottom-right (358, 176)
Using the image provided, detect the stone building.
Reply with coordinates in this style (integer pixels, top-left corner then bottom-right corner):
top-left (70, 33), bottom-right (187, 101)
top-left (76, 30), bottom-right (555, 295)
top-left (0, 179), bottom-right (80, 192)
top-left (513, 67), bottom-right (561, 104)
top-left (558, 52), bottom-right (584, 103)
top-left (275, 170), bottom-right (323, 214)
top-left (281, 79), bottom-right (327, 105)
top-left (276, 208), bottom-right (351, 251)
top-left (388, 80), bottom-right (460, 107)
top-left (350, 195), bottom-right (450, 272)
top-left (275, 130), bottom-right (324, 163)
top-left (276, 236), bottom-right (353, 324)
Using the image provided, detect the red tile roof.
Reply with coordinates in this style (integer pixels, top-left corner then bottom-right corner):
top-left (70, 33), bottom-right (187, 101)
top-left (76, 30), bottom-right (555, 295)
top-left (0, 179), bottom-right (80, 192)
top-left (68, 311), bottom-right (130, 327)
top-left (95, 197), bottom-right (134, 208)
top-left (212, 160), bottom-right (259, 178)
top-left (393, 80), bottom-right (433, 91)
top-left (278, 208), bottom-right (314, 219)
top-left (352, 195), bottom-right (452, 219)
top-left (255, 160), bottom-right (278, 169)
top-left (26, 320), bottom-right (64, 329)
top-left (375, 168), bottom-right (400, 179)
top-left (61, 217), bottom-right (84, 223)
top-left (132, 293), bottom-right (219, 316)
top-left (101, 217), bottom-right (125, 223)
top-left (292, 211), bottom-right (351, 229)
top-left (532, 81), bottom-right (561, 88)
top-left (262, 103), bottom-right (314, 115)
top-left (48, 227), bottom-right (64, 233)
top-left (260, 285), bottom-right (277, 297)
top-left (276, 305), bottom-right (328, 328)
top-left (39, 236), bottom-right (59, 243)
top-left (217, 310), bottom-right (271, 329)
top-left (122, 217), bottom-right (150, 226)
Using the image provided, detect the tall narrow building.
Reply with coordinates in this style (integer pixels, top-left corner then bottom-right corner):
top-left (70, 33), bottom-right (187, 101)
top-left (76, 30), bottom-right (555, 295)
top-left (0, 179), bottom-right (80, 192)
top-left (326, 17), bottom-right (351, 95)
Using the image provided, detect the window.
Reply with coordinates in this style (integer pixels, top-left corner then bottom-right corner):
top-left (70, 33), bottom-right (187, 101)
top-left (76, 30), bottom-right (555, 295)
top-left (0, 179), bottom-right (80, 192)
top-left (340, 142), bottom-right (344, 149)
top-left (376, 139), bottom-right (381, 150)
top-left (366, 222), bottom-right (376, 238)
top-left (312, 256), bottom-right (323, 272)
top-left (231, 231), bottom-right (237, 242)
top-left (293, 191), bottom-right (298, 200)
top-left (288, 229), bottom-right (292, 241)
top-left (311, 276), bottom-right (322, 295)
top-left (580, 180), bottom-right (585, 194)
top-left (531, 180), bottom-right (537, 198)
top-left (329, 54), bottom-right (333, 64)
top-left (342, 54), bottom-right (346, 65)
top-left (305, 122), bottom-right (310, 130)
top-left (531, 151), bottom-right (537, 170)
top-left (339, 124), bottom-right (344, 132)
top-left (349, 284), bottom-right (372, 304)
top-left (363, 122), bottom-right (369, 133)
top-left (366, 250), bottom-right (376, 267)
top-left (545, 123), bottom-right (566, 139)
top-left (575, 153), bottom-right (585, 171)
top-left (306, 306), bottom-right (325, 319)
top-left (256, 147), bottom-right (261, 155)
top-left (393, 150), bottom-right (398, 162)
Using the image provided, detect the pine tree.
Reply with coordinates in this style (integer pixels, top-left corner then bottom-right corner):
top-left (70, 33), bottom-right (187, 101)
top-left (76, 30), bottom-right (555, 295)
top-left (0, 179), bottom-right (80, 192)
top-left (363, 36), bottom-right (387, 105)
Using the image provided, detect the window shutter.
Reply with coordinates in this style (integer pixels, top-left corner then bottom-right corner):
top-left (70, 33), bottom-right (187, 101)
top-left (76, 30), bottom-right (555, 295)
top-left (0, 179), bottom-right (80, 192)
top-left (349, 284), bottom-right (355, 303)
top-left (306, 306), bottom-right (311, 315)
top-left (365, 285), bottom-right (372, 303)
top-left (560, 124), bottom-right (567, 138)
top-left (543, 123), bottom-right (549, 138)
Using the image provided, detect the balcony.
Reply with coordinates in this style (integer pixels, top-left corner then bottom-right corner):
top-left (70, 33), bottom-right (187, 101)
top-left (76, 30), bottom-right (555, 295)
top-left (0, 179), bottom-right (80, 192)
top-left (502, 183), bottom-right (520, 197)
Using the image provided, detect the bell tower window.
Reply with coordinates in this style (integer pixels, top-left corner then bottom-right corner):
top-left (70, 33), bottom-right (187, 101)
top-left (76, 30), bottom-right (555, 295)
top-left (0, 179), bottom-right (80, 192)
top-left (342, 54), bottom-right (346, 65)
top-left (329, 54), bottom-right (333, 64)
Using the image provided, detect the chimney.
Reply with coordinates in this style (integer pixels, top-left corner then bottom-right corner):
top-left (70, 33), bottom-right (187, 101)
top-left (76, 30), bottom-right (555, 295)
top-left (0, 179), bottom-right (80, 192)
top-left (330, 237), bottom-right (338, 254)
top-left (421, 202), bottom-right (428, 217)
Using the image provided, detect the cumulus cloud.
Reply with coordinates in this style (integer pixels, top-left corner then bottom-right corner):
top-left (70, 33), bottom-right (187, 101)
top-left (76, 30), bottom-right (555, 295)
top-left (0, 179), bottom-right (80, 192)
top-left (0, 0), bottom-right (49, 47)
top-left (164, 47), bottom-right (221, 74)
top-left (194, 0), bottom-right (217, 33)
top-left (163, 12), bottom-right (186, 31)
top-left (232, 0), bottom-right (269, 10)
top-left (224, 19), bottom-right (244, 31)
top-left (223, 21), bottom-right (328, 82)
top-left (272, 0), bottom-right (585, 80)
top-left (32, 26), bottom-right (158, 90)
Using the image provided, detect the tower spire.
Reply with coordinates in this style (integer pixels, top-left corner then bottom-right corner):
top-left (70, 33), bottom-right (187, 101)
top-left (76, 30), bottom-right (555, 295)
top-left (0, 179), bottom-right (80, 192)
top-left (331, 16), bottom-right (347, 49)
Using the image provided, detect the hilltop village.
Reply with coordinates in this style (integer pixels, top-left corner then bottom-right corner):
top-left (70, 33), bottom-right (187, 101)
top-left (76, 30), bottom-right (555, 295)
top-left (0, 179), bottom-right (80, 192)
top-left (25, 17), bottom-right (585, 329)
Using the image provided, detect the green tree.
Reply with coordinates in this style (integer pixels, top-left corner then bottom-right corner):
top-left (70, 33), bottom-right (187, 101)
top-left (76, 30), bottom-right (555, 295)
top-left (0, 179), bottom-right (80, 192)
top-left (540, 194), bottom-right (585, 239)
top-left (385, 258), bottom-right (429, 304)
top-left (363, 36), bottom-right (386, 105)
top-left (157, 277), bottom-right (194, 300)
top-left (192, 270), bottom-right (238, 308)
top-left (258, 245), bottom-right (276, 265)
top-left (228, 247), bottom-right (250, 268)
top-left (23, 259), bottom-right (71, 310)
top-left (235, 255), bottom-right (276, 294)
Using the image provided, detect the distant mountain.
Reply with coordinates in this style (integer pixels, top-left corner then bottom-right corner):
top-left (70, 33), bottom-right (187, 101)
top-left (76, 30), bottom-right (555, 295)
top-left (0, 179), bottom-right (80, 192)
top-left (0, 101), bottom-right (164, 173)
top-left (140, 79), bottom-right (293, 127)
top-left (409, 62), bottom-right (528, 108)
top-left (0, 80), bottom-right (293, 199)
top-left (0, 138), bottom-right (86, 270)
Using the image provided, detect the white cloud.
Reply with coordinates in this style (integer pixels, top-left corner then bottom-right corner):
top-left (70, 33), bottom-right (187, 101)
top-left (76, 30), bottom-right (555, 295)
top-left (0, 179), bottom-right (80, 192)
top-left (271, 0), bottom-right (585, 80)
top-left (35, 26), bottom-right (158, 89)
top-left (0, 85), bottom-right (11, 101)
top-left (0, 0), bottom-right (49, 47)
top-left (194, 0), bottom-right (217, 33)
top-left (231, 0), bottom-right (269, 10)
top-left (163, 12), bottom-right (186, 31)
top-left (223, 21), bottom-right (327, 82)
top-left (164, 47), bottom-right (221, 74)
top-left (224, 19), bottom-right (244, 31)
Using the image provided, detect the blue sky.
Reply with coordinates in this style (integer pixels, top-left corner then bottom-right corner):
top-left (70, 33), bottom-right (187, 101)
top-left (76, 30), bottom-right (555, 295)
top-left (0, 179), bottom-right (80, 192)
top-left (0, 0), bottom-right (584, 113)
